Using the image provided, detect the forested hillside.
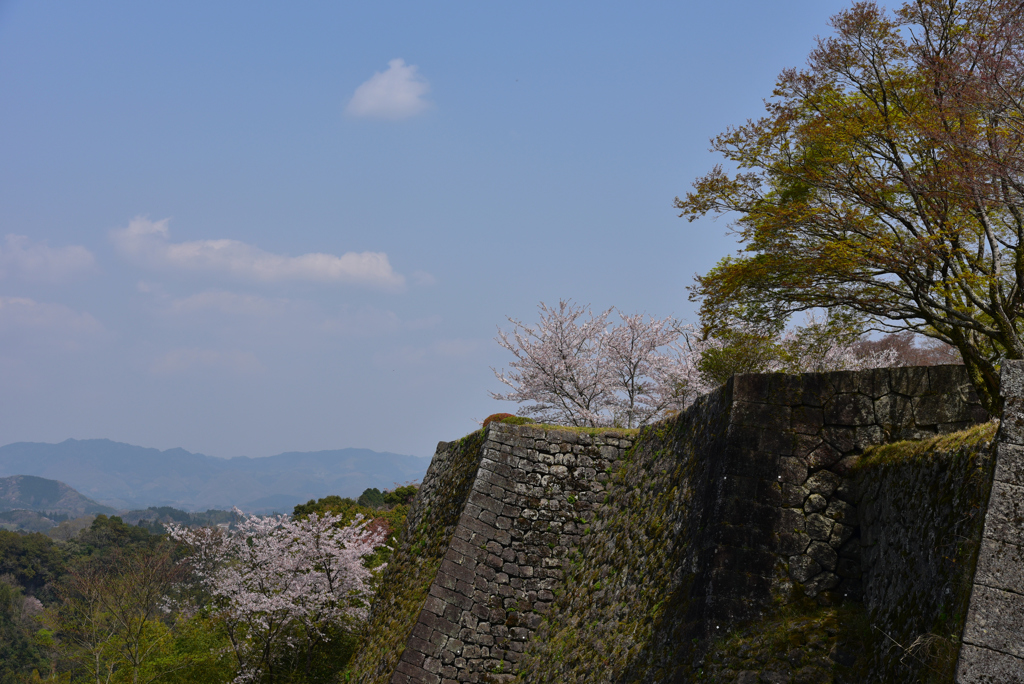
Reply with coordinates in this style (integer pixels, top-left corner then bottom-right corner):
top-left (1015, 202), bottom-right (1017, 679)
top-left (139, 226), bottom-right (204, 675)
top-left (0, 484), bottom-right (416, 683)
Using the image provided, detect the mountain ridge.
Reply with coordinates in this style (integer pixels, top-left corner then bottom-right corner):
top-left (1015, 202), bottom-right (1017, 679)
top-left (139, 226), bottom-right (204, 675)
top-left (0, 474), bottom-right (116, 517)
top-left (0, 438), bottom-right (429, 512)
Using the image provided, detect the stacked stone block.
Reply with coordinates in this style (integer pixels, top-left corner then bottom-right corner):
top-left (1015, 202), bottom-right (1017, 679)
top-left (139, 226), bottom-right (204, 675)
top-left (364, 364), bottom-right (1023, 683)
top-left (713, 365), bottom-right (988, 618)
top-left (957, 361), bottom-right (1024, 681)
top-left (389, 425), bottom-right (632, 684)
top-left (850, 419), bottom-right (997, 682)
top-left (351, 433), bottom-right (489, 684)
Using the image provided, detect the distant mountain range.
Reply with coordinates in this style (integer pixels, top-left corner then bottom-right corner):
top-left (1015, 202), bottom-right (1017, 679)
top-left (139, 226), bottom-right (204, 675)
top-left (0, 439), bottom-right (430, 512)
top-left (0, 474), bottom-right (115, 517)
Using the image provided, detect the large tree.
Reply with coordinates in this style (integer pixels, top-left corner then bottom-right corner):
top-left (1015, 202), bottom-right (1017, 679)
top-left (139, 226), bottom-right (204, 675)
top-left (676, 0), bottom-right (1024, 413)
top-left (45, 545), bottom-right (189, 684)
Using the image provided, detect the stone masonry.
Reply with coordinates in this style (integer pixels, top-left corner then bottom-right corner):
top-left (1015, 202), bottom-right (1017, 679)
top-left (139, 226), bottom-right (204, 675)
top-left (957, 360), bottom-right (1024, 681)
top-left (389, 425), bottom-right (632, 684)
top-left (363, 364), bottom-right (1024, 682)
top-left (708, 365), bottom-right (988, 622)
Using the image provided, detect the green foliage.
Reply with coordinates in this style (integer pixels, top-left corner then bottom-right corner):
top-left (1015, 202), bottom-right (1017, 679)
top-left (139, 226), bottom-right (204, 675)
top-left (483, 413), bottom-right (538, 429)
top-left (67, 514), bottom-right (160, 559)
top-left (293, 495), bottom-right (400, 532)
top-left (47, 515), bottom-right (96, 543)
top-left (118, 506), bottom-right (241, 535)
top-left (254, 622), bottom-right (360, 684)
top-left (499, 416), bottom-right (536, 426)
top-left (0, 510), bottom-right (66, 534)
top-left (695, 324), bottom-right (786, 387)
top-left (293, 494), bottom-right (357, 519)
top-left (0, 491), bottom-right (386, 683)
top-left (357, 488), bottom-right (385, 509)
top-left (0, 531), bottom-right (65, 597)
top-left (0, 577), bottom-right (47, 684)
top-left (43, 544), bottom-right (189, 684)
top-left (482, 412), bottom-right (516, 427)
top-left (151, 612), bottom-right (234, 684)
top-left (382, 485), bottom-right (418, 507)
top-left (676, 1), bottom-right (1024, 413)
top-left (695, 311), bottom-right (869, 388)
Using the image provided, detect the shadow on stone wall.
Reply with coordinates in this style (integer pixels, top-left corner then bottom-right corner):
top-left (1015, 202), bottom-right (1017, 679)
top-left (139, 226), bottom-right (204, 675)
top-left (352, 364), bottom-right (1024, 684)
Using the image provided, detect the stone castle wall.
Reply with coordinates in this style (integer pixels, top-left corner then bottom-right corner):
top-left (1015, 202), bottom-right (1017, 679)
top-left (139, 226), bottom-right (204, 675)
top-left (390, 425), bottom-right (633, 683)
top-left (855, 421), bottom-right (998, 682)
top-left (353, 364), bottom-right (1024, 683)
top-left (957, 362), bottom-right (1024, 681)
top-left (716, 365), bottom-right (988, 610)
top-left (350, 431), bottom-right (487, 683)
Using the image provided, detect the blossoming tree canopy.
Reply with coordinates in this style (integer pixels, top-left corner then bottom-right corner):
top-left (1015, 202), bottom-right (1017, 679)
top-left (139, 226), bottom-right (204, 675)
top-left (490, 300), bottom-right (696, 428)
top-left (167, 511), bottom-right (386, 683)
top-left (492, 302), bottom-right (926, 428)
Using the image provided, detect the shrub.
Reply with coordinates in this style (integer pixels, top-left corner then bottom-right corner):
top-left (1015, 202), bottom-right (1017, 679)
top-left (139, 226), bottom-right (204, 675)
top-left (483, 413), bottom-right (536, 429)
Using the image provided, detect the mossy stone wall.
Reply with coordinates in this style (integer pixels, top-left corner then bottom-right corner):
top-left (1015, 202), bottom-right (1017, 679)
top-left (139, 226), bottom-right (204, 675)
top-left (350, 431), bottom-right (486, 683)
top-left (515, 382), bottom-right (735, 682)
top-left (515, 365), bottom-right (991, 684)
top-left (856, 422), bottom-right (998, 682)
top-left (352, 423), bottom-right (634, 684)
top-left (956, 360), bottom-right (1024, 681)
top-left (355, 364), bottom-right (1022, 683)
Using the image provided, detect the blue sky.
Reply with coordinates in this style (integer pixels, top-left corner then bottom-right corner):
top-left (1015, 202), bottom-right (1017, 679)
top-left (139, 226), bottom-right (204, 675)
top-left (0, 0), bottom-right (853, 459)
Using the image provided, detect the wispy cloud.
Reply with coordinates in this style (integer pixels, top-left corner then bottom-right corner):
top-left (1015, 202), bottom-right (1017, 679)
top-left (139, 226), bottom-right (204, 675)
top-left (0, 296), bottom-right (105, 349)
top-left (346, 58), bottom-right (431, 120)
top-left (411, 270), bottom-right (436, 287)
top-left (151, 347), bottom-right (263, 375)
top-left (155, 288), bottom-right (436, 341)
top-left (372, 337), bottom-right (482, 368)
top-left (0, 235), bottom-right (96, 282)
top-left (168, 290), bottom-right (293, 317)
top-left (111, 217), bottom-right (405, 290)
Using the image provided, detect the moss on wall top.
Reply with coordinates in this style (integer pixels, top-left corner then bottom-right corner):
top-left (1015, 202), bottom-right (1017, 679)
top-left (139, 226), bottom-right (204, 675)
top-left (854, 423), bottom-right (997, 683)
top-left (854, 420), bottom-right (998, 472)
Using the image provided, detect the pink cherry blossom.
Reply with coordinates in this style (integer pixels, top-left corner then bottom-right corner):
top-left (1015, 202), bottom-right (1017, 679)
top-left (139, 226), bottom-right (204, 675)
top-left (168, 510), bottom-right (385, 683)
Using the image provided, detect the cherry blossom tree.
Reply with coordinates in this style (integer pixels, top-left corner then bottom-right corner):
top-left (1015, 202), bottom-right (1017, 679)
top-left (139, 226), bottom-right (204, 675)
top-left (492, 301), bottom-right (695, 428)
top-left (603, 313), bottom-right (690, 427)
top-left (167, 511), bottom-right (385, 684)
top-left (493, 303), bottom-right (914, 427)
top-left (491, 301), bottom-right (615, 427)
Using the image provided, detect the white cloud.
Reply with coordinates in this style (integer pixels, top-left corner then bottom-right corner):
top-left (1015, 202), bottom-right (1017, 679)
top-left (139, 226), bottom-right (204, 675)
top-left (151, 348), bottom-right (263, 375)
top-left (158, 289), bottom-right (431, 342)
top-left (0, 296), bottom-right (105, 349)
top-left (111, 217), bottom-right (405, 290)
top-left (0, 235), bottom-right (96, 282)
top-left (320, 306), bottom-right (402, 337)
top-left (411, 270), bottom-right (436, 287)
top-left (168, 290), bottom-right (292, 317)
top-left (346, 58), bottom-right (431, 120)
top-left (372, 337), bottom-right (482, 368)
